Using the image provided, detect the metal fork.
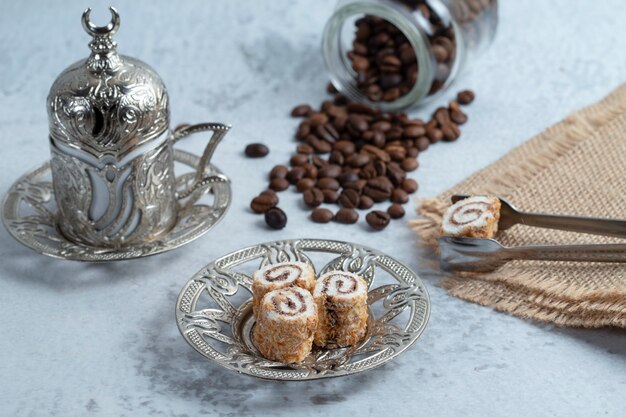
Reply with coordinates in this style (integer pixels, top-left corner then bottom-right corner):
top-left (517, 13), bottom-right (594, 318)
top-left (438, 195), bottom-right (626, 272)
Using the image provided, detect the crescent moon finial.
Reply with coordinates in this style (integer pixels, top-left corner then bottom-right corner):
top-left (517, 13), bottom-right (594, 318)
top-left (82, 6), bottom-right (120, 37)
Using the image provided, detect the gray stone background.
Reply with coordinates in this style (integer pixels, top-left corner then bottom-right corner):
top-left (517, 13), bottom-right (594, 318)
top-left (0, 1), bottom-right (625, 416)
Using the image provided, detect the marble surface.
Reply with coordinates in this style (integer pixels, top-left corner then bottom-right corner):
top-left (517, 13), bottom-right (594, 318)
top-left (1, 1), bottom-right (625, 416)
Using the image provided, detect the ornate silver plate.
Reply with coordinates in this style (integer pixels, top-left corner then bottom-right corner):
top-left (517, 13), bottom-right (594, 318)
top-left (176, 239), bottom-right (430, 380)
top-left (2, 150), bottom-right (231, 262)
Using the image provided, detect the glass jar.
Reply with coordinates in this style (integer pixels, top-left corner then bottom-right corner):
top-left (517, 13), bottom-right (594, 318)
top-left (322, 0), bottom-right (498, 111)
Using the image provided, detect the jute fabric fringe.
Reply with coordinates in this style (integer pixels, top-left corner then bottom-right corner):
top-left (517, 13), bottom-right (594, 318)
top-left (410, 84), bottom-right (626, 327)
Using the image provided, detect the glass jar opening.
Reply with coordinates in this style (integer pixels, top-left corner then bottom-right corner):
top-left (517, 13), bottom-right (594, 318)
top-left (322, 1), bottom-right (435, 111)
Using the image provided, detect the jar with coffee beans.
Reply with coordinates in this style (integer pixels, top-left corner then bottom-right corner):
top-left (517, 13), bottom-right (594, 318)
top-left (322, 0), bottom-right (497, 110)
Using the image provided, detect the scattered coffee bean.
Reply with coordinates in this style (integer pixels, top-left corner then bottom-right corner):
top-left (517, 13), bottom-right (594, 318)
top-left (287, 167), bottom-right (306, 184)
top-left (296, 143), bottom-right (314, 154)
top-left (319, 164), bottom-right (342, 178)
top-left (322, 189), bottom-right (339, 203)
top-left (311, 208), bottom-right (334, 223)
top-left (338, 189), bottom-right (360, 209)
top-left (269, 177), bottom-right (289, 191)
top-left (334, 208), bottom-right (359, 224)
top-left (391, 188), bottom-right (409, 204)
top-left (303, 188), bottom-right (324, 208)
top-left (250, 194), bottom-right (276, 214)
top-left (260, 189), bottom-right (278, 200)
top-left (401, 178), bottom-right (418, 194)
top-left (401, 158), bottom-right (419, 172)
top-left (265, 207), bottom-right (287, 229)
top-left (388, 204), bottom-right (405, 219)
top-left (296, 178), bottom-right (316, 192)
top-left (290, 154), bottom-right (309, 167)
top-left (269, 165), bottom-right (288, 180)
top-left (457, 89), bottom-right (475, 105)
top-left (366, 210), bottom-right (390, 230)
top-left (291, 104), bottom-right (312, 117)
top-left (249, 79), bottom-right (475, 229)
top-left (317, 178), bottom-right (340, 191)
top-left (358, 195), bottom-right (374, 210)
top-left (245, 143), bottom-right (269, 158)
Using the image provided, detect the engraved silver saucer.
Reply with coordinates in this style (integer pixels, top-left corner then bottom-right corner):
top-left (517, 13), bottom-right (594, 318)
top-left (176, 239), bottom-right (430, 380)
top-left (2, 150), bottom-right (231, 262)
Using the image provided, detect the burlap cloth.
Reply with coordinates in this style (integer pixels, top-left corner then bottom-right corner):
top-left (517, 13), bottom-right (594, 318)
top-left (410, 84), bottom-right (626, 328)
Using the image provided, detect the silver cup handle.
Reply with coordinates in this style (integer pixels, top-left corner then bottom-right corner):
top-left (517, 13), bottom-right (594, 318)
top-left (170, 123), bottom-right (230, 202)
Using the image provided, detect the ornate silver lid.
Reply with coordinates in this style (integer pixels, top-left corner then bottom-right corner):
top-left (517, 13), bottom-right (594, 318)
top-left (47, 7), bottom-right (169, 159)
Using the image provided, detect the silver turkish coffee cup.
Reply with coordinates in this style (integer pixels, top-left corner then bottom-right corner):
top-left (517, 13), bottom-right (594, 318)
top-left (46, 7), bottom-right (229, 248)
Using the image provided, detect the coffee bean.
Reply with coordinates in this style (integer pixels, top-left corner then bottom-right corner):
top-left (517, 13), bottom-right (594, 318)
top-left (303, 188), bottom-right (324, 208)
top-left (441, 123), bottom-right (461, 141)
top-left (296, 143), bottom-right (314, 154)
top-left (407, 147), bottom-right (419, 158)
top-left (319, 164), bottom-right (342, 178)
top-left (296, 178), bottom-right (316, 192)
top-left (344, 179), bottom-right (367, 193)
top-left (290, 154), bottom-right (309, 167)
top-left (364, 177), bottom-right (393, 202)
top-left (334, 140), bottom-right (356, 155)
top-left (329, 150), bottom-right (345, 165)
top-left (347, 153), bottom-right (371, 167)
top-left (366, 210), bottom-right (390, 230)
top-left (269, 177), bottom-right (289, 192)
top-left (302, 163), bottom-right (318, 179)
top-left (405, 125), bottom-right (426, 138)
top-left (260, 189), bottom-right (278, 201)
top-left (309, 113), bottom-right (329, 127)
top-left (338, 172), bottom-right (359, 185)
top-left (296, 122), bottom-right (311, 140)
top-left (334, 208), bottom-right (359, 224)
top-left (311, 208), bottom-right (333, 223)
top-left (385, 145), bottom-right (406, 161)
top-left (287, 167), bottom-right (306, 184)
top-left (317, 177), bottom-right (340, 191)
top-left (388, 204), bottom-right (405, 219)
top-left (265, 207), bottom-right (287, 229)
top-left (269, 165), bottom-right (288, 180)
top-left (358, 195), bottom-right (374, 210)
top-left (338, 189), bottom-right (360, 208)
top-left (245, 143), bottom-right (269, 158)
top-left (291, 104), bottom-right (312, 117)
top-left (391, 188), bottom-right (409, 204)
top-left (401, 158), bottom-right (419, 172)
top-left (401, 178), bottom-right (418, 193)
top-left (387, 162), bottom-right (406, 186)
top-left (415, 136), bottom-right (430, 151)
top-left (426, 127), bottom-right (443, 143)
top-left (250, 194), bottom-right (276, 214)
top-left (457, 89), bottom-right (475, 105)
top-left (322, 189), bottom-right (339, 203)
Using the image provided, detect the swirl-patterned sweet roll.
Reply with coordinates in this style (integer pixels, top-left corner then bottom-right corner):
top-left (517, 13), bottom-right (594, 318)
top-left (441, 195), bottom-right (501, 238)
top-left (313, 271), bottom-right (368, 348)
top-left (253, 287), bottom-right (318, 364)
top-left (252, 261), bottom-right (315, 315)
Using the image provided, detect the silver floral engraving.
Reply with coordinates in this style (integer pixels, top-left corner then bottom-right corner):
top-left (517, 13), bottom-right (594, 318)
top-left (176, 239), bottom-right (431, 380)
top-left (2, 150), bottom-right (231, 262)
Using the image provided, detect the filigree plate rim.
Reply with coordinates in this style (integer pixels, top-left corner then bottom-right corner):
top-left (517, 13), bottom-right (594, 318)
top-left (175, 238), bottom-right (431, 381)
top-left (1, 149), bottom-right (231, 262)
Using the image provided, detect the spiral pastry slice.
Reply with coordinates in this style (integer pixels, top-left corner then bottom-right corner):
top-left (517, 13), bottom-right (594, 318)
top-left (252, 261), bottom-right (315, 315)
top-left (253, 287), bottom-right (318, 364)
top-left (441, 195), bottom-right (501, 238)
top-left (313, 271), bottom-right (368, 348)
